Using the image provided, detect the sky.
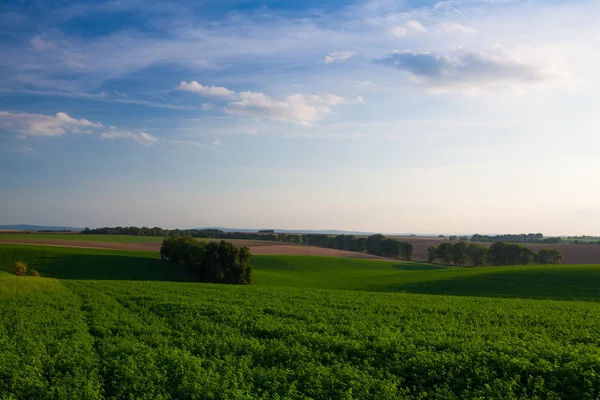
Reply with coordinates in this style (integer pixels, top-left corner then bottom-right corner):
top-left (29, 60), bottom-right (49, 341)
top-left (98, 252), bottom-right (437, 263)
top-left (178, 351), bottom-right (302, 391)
top-left (0, 0), bottom-right (599, 235)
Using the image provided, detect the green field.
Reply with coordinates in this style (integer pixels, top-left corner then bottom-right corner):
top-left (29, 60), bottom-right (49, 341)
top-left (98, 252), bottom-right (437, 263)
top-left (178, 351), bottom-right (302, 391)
top-left (0, 233), bottom-right (164, 242)
top-left (3, 244), bottom-right (600, 399)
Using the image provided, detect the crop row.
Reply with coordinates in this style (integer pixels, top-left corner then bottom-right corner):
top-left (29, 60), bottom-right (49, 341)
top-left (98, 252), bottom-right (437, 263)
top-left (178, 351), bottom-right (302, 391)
top-left (3, 277), bottom-right (600, 399)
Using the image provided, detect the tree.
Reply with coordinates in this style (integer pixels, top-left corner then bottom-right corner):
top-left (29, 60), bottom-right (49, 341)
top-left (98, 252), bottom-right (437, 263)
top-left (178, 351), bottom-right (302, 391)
top-left (399, 242), bottom-right (414, 261)
top-left (449, 235), bottom-right (458, 241)
top-left (488, 242), bottom-right (534, 266)
top-left (380, 238), bottom-right (401, 258)
top-left (427, 246), bottom-right (438, 263)
top-left (451, 241), bottom-right (469, 266)
top-left (437, 243), bottom-right (454, 265)
top-left (535, 248), bottom-right (564, 264)
top-left (13, 262), bottom-right (27, 276)
top-left (160, 238), bottom-right (252, 284)
top-left (366, 234), bottom-right (386, 256)
top-left (468, 244), bottom-right (488, 266)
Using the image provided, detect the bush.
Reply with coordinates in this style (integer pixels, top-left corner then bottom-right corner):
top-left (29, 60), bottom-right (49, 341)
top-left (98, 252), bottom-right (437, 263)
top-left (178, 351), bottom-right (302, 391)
top-left (161, 237), bottom-right (252, 284)
top-left (13, 262), bottom-right (27, 276)
top-left (26, 269), bottom-right (40, 277)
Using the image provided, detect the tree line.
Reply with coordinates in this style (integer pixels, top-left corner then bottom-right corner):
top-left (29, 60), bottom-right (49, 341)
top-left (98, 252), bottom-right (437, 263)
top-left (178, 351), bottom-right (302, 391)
top-left (470, 233), bottom-right (562, 244)
top-left (81, 227), bottom-right (414, 260)
top-left (160, 236), bottom-right (252, 284)
top-left (427, 241), bottom-right (564, 266)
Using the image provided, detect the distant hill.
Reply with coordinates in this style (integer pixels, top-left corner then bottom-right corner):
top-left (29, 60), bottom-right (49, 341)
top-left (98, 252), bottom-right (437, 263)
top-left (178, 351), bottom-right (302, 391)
top-left (0, 224), bottom-right (83, 231)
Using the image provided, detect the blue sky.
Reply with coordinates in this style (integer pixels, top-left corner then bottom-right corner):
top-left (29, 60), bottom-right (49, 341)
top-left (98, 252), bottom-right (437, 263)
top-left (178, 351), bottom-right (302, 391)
top-left (1, 0), bottom-right (599, 234)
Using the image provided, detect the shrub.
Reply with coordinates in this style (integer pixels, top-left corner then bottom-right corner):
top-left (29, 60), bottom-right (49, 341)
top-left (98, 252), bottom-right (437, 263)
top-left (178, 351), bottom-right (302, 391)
top-left (26, 269), bottom-right (40, 277)
top-left (161, 238), bottom-right (252, 284)
top-left (13, 262), bottom-right (27, 276)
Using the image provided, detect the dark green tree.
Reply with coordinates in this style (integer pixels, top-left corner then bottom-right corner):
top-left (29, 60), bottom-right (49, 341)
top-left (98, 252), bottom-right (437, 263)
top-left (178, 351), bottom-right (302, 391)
top-left (467, 243), bottom-right (488, 266)
top-left (534, 248), bottom-right (564, 264)
top-left (451, 241), bottom-right (469, 266)
top-left (437, 243), bottom-right (454, 265)
top-left (427, 246), bottom-right (438, 263)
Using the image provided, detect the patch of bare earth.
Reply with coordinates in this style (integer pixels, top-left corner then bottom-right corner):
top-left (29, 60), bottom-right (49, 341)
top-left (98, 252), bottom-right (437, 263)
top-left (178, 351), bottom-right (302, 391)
top-left (0, 238), bottom-right (395, 261)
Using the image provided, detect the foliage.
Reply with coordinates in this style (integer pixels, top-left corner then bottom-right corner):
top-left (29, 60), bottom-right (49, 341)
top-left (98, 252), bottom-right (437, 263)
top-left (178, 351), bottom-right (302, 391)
top-left (426, 245), bottom-right (438, 263)
top-left (450, 241), bottom-right (469, 265)
top-left (437, 242), bottom-right (454, 265)
top-left (160, 237), bottom-right (252, 284)
top-left (427, 242), bottom-right (563, 267)
top-left (366, 235), bottom-right (413, 260)
top-left (26, 268), bottom-right (40, 277)
top-left (13, 261), bottom-right (27, 276)
top-left (535, 248), bottom-right (565, 264)
top-left (3, 276), bottom-right (600, 399)
top-left (472, 233), bottom-right (562, 244)
top-left (468, 243), bottom-right (488, 266)
top-left (488, 242), bottom-right (536, 266)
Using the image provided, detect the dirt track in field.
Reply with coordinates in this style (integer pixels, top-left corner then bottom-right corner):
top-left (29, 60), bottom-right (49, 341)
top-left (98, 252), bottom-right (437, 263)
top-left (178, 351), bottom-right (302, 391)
top-left (0, 238), bottom-right (395, 261)
top-left (390, 236), bottom-right (600, 264)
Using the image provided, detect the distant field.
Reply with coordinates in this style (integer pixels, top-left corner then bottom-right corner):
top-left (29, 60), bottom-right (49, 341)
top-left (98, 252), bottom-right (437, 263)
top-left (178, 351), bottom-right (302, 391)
top-left (0, 234), bottom-right (394, 260)
top-left (3, 244), bottom-right (600, 301)
top-left (0, 233), bottom-right (163, 242)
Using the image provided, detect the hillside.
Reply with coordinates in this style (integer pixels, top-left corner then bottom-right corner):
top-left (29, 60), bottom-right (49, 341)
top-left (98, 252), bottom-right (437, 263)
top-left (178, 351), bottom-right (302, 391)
top-left (3, 244), bottom-right (600, 301)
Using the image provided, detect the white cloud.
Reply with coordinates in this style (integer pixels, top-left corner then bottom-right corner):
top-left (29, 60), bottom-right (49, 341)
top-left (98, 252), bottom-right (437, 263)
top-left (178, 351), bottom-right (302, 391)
top-left (0, 111), bottom-right (102, 137)
top-left (101, 131), bottom-right (158, 144)
top-left (29, 35), bottom-right (55, 51)
top-left (20, 146), bottom-right (35, 153)
top-left (177, 81), bottom-right (236, 98)
top-left (441, 23), bottom-right (477, 34)
top-left (225, 92), bottom-right (350, 126)
top-left (392, 20), bottom-right (428, 37)
top-left (324, 51), bottom-right (356, 64)
top-left (212, 140), bottom-right (221, 146)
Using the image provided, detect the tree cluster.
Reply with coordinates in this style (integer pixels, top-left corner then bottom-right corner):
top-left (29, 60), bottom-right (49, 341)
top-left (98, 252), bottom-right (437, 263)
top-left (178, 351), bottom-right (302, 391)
top-left (427, 241), bottom-right (564, 266)
top-left (471, 233), bottom-right (561, 244)
top-left (83, 226), bottom-right (167, 236)
top-left (366, 234), bottom-right (414, 260)
top-left (160, 236), bottom-right (252, 284)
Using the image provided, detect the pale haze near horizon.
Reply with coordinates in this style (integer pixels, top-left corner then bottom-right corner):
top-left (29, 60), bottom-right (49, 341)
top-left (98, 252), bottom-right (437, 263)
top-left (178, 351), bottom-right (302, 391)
top-left (0, 0), bottom-right (599, 236)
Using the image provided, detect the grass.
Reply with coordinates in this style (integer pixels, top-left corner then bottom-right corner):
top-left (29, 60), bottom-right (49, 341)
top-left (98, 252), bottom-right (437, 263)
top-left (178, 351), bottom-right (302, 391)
top-left (0, 244), bottom-right (190, 281)
top-left (2, 275), bottom-right (600, 399)
top-left (3, 244), bottom-right (600, 398)
top-left (0, 233), bottom-right (165, 242)
top-left (2, 244), bottom-right (600, 301)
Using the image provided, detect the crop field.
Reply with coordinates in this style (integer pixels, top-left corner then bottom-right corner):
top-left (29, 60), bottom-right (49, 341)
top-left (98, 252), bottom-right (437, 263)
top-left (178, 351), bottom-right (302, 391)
top-left (3, 244), bottom-right (600, 399)
top-left (0, 234), bottom-right (393, 260)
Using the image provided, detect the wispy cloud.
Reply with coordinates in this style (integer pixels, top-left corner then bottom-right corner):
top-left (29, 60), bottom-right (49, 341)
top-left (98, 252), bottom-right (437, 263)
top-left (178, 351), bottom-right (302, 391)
top-left (0, 111), bottom-right (102, 137)
top-left (177, 81), bottom-right (236, 98)
top-left (225, 92), bottom-right (350, 126)
top-left (391, 20), bottom-right (428, 37)
top-left (375, 49), bottom-right (548, 92)
top-left (324, 51), bottom-right (355, 64)
top-left (101, 131), bottom-right (158, 144)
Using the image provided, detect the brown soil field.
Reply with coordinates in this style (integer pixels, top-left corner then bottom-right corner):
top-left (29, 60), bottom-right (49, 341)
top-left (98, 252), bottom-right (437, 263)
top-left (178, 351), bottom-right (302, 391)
top-left (392, 237), bottom-right (600, 264)
top-left (0, 238), bottom-right (395, 261)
